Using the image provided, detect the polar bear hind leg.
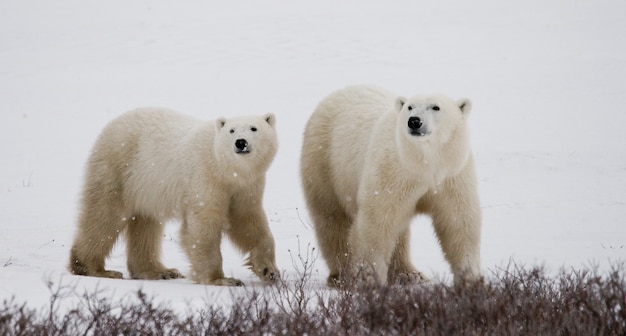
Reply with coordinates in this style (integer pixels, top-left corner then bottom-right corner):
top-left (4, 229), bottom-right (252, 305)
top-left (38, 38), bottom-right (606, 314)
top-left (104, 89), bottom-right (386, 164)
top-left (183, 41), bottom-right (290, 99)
top-left (69, 175), bottom-right (127, 279)
top-left (125, 214), bottom-right (183, 280)
top-left (302, 174), bottom-right (352, 287)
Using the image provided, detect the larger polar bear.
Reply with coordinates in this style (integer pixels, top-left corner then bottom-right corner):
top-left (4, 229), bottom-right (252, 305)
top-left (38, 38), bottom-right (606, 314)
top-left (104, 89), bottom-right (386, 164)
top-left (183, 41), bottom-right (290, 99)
top-left (69, 108), bottom-right (280, 286)
top-left (300, 85), bottom-right (481, 287)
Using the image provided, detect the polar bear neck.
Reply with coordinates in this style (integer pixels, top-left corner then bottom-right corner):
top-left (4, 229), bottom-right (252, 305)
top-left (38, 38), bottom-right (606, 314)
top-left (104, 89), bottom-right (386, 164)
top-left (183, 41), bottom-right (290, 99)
top-left (395, 128), bottom-right (470, 186)
top-left (210, 151), bottom-right (269, 185)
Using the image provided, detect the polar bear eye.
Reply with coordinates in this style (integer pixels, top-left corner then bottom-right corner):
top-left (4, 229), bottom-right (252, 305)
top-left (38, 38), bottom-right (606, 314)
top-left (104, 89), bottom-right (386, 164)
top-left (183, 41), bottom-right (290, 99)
top-left (229, 129), bottom-right (235, 134)
top-left (407, 106), bottom-right (413, 111)
top-left (431, 105), bottom-right (440, 111)
top-left (251, 127), bottom-right (257, 132)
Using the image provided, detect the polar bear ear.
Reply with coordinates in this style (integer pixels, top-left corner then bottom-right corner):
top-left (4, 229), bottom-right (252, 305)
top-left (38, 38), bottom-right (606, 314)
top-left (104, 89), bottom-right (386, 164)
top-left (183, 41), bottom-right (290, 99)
top-left (263, 113), bottom-right (276, 127)
top-left (457, 98), bottom-right (472, 115)
top-left (395, 96), bottom-right (407, 112)
top-left (216, 117), bottom-right (227, 130)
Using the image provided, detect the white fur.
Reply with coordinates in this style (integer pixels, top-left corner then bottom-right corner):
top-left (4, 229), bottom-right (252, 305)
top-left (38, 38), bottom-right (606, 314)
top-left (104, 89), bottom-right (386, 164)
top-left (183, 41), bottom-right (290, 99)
top-left (69, 108), bottom-right (280, 286)
top-left (301, 85), bottom-right (481, 286)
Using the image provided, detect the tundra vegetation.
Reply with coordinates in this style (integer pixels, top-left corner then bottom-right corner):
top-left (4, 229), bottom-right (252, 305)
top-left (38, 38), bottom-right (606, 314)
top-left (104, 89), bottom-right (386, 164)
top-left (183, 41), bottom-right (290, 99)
top-left (1, 246), bottom-right (625, 335)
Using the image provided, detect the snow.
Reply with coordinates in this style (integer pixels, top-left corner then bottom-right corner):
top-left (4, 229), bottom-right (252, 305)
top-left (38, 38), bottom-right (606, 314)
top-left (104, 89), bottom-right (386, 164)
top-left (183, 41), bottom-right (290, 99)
top-left (1, 0), bottom-right (625, 309)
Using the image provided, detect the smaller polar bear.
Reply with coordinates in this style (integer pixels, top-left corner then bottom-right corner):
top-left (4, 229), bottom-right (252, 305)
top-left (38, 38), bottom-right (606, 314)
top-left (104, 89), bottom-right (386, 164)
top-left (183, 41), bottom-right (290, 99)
top-left (69, 108), bottom-right (279, 286)
top-left (301, 85), bottom-right (481, 287)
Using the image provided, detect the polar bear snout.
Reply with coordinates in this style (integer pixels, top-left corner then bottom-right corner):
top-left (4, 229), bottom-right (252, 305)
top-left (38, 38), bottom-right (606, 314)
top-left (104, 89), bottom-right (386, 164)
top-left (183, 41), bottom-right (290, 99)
top-left (408, 116), bottom-right (422, 130)
top-left (408, 116), bottom-right (429, 136)
top-left (235, 138), bottom-right (250, 154)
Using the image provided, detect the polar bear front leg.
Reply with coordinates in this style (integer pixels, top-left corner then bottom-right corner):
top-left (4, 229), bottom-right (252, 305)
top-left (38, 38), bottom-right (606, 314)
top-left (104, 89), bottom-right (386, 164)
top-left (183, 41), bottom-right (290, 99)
top-left (181, 211), bottom-right (244, 286)
top-left (425, 159), bottom-right (482, 285)
top-left (350, 199), bottom-right (415, 285)
top-left (388, 227), bottom-right (430, 285)
top-left (226, 197), bottom-right (280, 283)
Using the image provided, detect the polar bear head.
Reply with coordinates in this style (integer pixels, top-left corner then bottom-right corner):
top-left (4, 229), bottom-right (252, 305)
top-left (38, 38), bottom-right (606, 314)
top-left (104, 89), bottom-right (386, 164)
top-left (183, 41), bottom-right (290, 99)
top-left (215, 113), bottom-right (278, 178)
top-left (396, 95), bottom-right (472, 143)
top-left (393, 94), bottom-right (472, 174)
top-left (394, 94), bottom-right (471, 145)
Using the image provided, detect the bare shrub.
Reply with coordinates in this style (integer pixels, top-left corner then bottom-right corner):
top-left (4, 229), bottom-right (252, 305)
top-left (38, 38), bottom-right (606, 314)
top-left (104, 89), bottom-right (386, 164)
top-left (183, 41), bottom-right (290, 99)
top-left (1, 261), bottom-right (624, 335)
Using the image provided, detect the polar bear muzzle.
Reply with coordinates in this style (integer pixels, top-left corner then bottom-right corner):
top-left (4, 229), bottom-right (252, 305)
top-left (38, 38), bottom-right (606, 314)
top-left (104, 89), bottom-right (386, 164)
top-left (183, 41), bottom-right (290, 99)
top-left (235, 138), bottom-right (250, 154)
top-left (408, 116), bottom-right (428, 136)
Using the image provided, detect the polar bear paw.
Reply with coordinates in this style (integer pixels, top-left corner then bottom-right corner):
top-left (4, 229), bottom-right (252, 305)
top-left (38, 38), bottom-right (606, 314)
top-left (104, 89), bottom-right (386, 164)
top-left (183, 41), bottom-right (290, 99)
top-left (92, 270), bottom-right (124, 279)
top-left (130, 268), bottom-right (185, 280)
top-left (208, 277), bottom-right (245, 287)
top-left (251, 265), bottom-right (280, 283)
top-left (391, 271), bottom-right (430, 286)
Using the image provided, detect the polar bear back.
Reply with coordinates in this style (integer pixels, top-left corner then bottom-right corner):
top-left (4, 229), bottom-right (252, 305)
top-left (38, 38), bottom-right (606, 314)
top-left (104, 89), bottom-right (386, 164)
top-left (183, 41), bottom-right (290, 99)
top-left (303, 86), bottom-right (399, 216)
top-left (88, 108), bottom-right (211, 218)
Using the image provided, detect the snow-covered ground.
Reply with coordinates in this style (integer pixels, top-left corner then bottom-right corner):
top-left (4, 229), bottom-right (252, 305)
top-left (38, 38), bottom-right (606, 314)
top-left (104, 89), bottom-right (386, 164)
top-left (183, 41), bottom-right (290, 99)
top-left (1, 0), bottom-right (625, 309)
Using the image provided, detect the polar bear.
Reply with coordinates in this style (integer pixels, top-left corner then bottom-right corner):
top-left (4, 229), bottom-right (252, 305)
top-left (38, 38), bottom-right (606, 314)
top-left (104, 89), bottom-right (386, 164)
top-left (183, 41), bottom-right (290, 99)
top-left (69, 108), bottom-right (280, 286)
top-left (300, 85), bottom-right (481, 287)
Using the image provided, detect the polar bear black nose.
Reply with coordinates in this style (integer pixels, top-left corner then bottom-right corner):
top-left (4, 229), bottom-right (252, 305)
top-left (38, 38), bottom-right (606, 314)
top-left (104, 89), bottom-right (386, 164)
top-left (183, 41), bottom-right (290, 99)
top-left (235, 139), bottom-right (249, 154)
top-left (235, 139), bottom-right (248, 151)
top-left (408, 116), bottom-right (423, 130)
